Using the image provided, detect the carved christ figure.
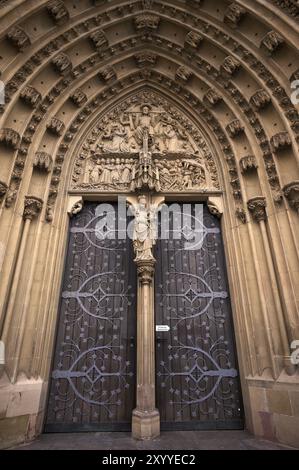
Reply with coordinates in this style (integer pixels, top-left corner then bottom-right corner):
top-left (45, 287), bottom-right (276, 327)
top-left (132, 195), bottom-right (157, 261)
top-left (133, 105), bottom-right (155, 148)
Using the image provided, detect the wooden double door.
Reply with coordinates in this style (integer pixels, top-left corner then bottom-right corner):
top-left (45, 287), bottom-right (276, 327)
top-left (45, 202), bottom-right (242, 432)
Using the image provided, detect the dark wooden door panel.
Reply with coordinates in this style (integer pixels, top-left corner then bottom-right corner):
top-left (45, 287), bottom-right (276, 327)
top-left (155, 203), bottom-right (243, 430)
top-left (45, 203), bottom-right (136, 432)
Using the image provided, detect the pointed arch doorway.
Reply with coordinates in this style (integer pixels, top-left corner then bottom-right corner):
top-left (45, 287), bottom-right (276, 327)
top-left (45, 90), bottom-right (243, 437)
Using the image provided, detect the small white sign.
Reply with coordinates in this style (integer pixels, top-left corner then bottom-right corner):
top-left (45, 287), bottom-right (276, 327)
top-left (156, 325), bottom-right (170, 332)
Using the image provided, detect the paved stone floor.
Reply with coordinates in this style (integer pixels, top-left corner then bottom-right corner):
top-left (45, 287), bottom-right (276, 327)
top-left (14, 430), bottom-right (296, 450)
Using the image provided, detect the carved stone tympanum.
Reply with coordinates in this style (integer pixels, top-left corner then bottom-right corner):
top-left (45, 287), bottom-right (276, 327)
top-left (72, 92), bottom-right (218, 193)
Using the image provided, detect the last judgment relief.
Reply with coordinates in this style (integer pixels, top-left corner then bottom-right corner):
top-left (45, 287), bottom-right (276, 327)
top-left (72, 92), bottom-right (220, 192)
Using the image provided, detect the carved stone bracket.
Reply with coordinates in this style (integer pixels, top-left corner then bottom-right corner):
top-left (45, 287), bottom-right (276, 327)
top-left (207, 196), bottom-right (223, 219)
top-left (52, 52), bottom-right (72, 75)
top-left (23, 196), bottom-right (43, 220)
top-left (20, 86), bottom-right (42, 108)
top-left (226, 119), bottom-right (245, 138)
top-left (283, 181), bottom-right (299, 212)
top-left (0, 128), bottom-right (20, 149)
top-left (67, 196), bottom-right (84, 217)
top-left (240, 155), bottom-right (258, 173)
top-left (89, 30), bottom-right (108, 49)
top-left (247, 196), bottom-right (267, 222)
top-left (221, 56), bottom-right (240, 76)
top-left (47, 0), bottom-right (69, 25)
top-left (134, 14), bottom-right (160, 31)
top-left (6, 26), bottom-right (30, 51)
top-left (270, 132), bottom-right (292, 152)
top-left (204, 88), bottom-right (222, 106)
top-left (175, 66), bottom-right (193, 82)
top-left (224, 3), bottom-right (246, 28)
top-left (250, 90), bottom-right (271, 111)
top-left (33, 152), bottom-right (53, 172)
top-left (261, 31), bottom-right (284, 55)
top-left (70, 89), bottom-right (88, 107)
top-left (46, 117), bottom-right (65, 136)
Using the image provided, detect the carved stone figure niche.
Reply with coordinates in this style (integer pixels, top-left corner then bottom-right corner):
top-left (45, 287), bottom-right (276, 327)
top-left (71, 91), bottom-right (220, 193)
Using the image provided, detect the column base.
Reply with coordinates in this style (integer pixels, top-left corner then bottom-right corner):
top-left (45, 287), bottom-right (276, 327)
top-left (132, 409), bottom-right (160, 440)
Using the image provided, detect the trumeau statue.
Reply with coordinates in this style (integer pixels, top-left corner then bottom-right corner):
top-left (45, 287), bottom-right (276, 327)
top-left (132, 195), bottom-right (157, 261)
top-left (72, 91), bottom-right (220, 192)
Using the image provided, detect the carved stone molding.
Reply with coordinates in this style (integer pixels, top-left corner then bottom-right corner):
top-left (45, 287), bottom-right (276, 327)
top-left (52, 52), bottom-right (72, 75)
top-left (0, 128), bottom-right (20, 149)
top-left (46, 0), bottom-right (69, 25)
top-left (185, 31), bottom-right (203, 48)
top-left (134, 14), bottom-right (160, 31)
top-left (224, 3), bottom-right (246, 28)
top-left (33, 152), bottom-right (53, 172)
top-left (247, 197), bottom-right (267, 222)
top-left (283, 181), bottom-right (299, 212)
top-left (46, 117), bottom-right (65, 136)
top-left (20, 86), bottom-right (42, 108)
top-left (221, 56), bottom-right (240, 76)
top-left (261, 31), bottom-right (284, 55)
top-left (240, 155), bottom-right (258, 173)
top-left (23, 196), bottom-right (43, 220)
top-left (226, 120), bottom-right (245, 138)
top-left (6, 26), bottom-right (30, 51)
top-left (136, 259), bottom-right (156, 285)
top-left (204, 88), bottom-right (222, 106)
top-left (250, 90), bottom-right (271, 111)
top-left (270, 132), bottom-right (292, 152)
top-left (134, 52), bottom-right (157, 68)
top-left (70, 89), bottom-right (88, 107)
top-left (89, 30), bottom-right (108, 50)
top-left (98, 66), bottom-right (117, 83)
top-left (175, 66), bottom-right (193, 82)
top-left (0, 181), bottom-right (8, 200)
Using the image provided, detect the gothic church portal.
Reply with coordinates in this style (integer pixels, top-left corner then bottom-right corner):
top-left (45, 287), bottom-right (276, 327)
top-left (0, 0), bottom-right (298, 449)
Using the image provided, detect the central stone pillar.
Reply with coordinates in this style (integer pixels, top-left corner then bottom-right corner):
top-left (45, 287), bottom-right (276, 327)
top-left (128, 194), bottom-right (162, 440)
top-left (132, 258), bottom-right (160, 439)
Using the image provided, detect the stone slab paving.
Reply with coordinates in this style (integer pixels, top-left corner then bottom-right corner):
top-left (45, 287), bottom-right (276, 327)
top-left (13, 431), bottom-right (297, 450)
